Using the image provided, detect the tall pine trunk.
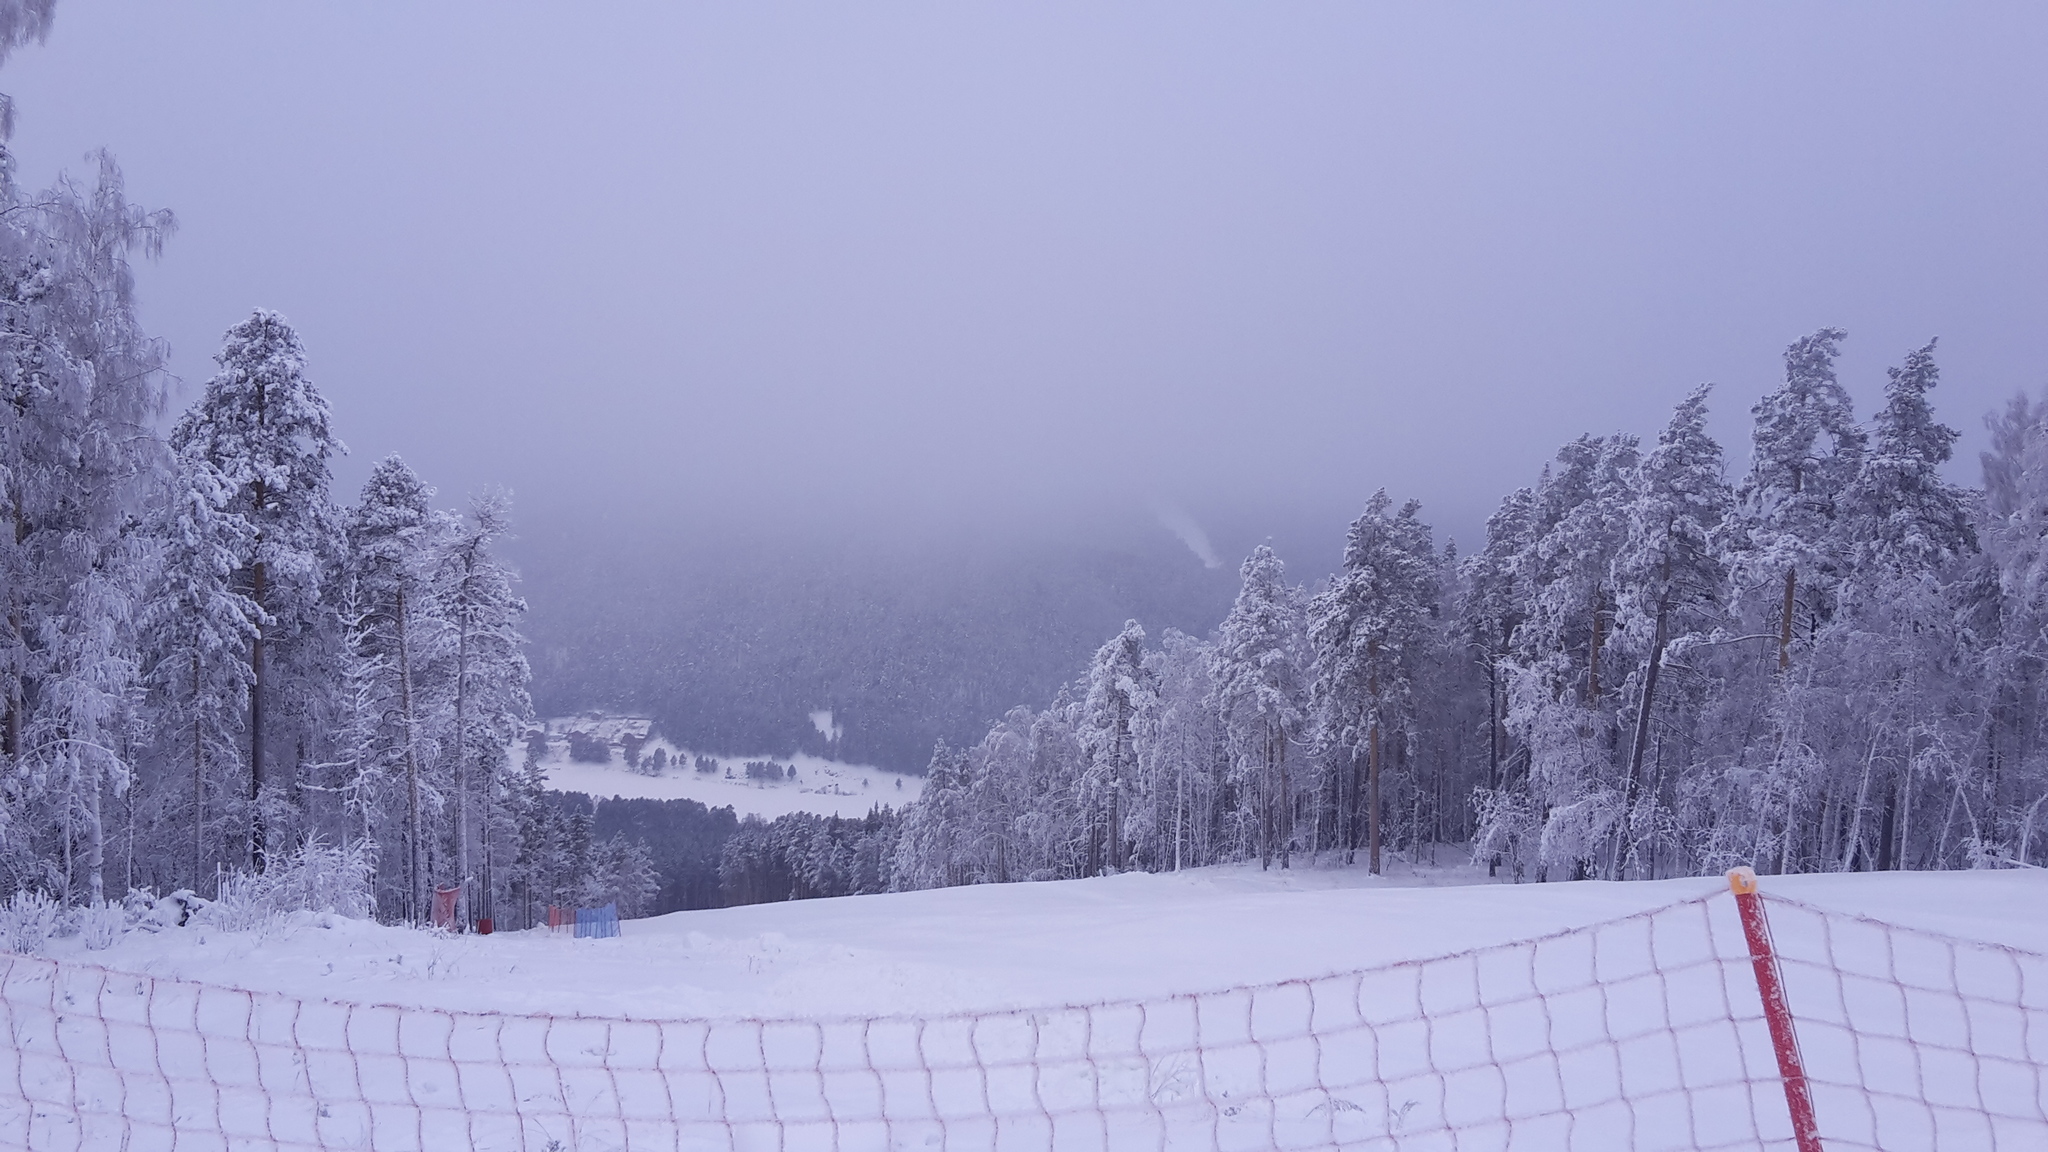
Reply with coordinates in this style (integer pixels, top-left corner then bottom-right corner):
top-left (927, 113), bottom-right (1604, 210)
top-left (479, 772), bottom-right (494, 927)
top-left (192, 651), bottom-right (204, 889)
top-left (1486, 640), bottom-right (1501, 790)
top-left (1260, 727), bottom-right (1275, 870)
top-left (454, 606), bottom-right (471, 929)
top-left (1368, 711), bottom-right (1381, 875)
top-left (1779, 567), bottom-right (1796, 673)
top-left (1106, 694), bottom-right (1125, 872)
top-left (1335, 734), bottom-right (1351, 866)
top-left (397, 585), bottom-right (423, 922)
top-left (85, 770), bottom-right (105, 904)
top-left (1276, 728), bottom-right (1290, 869)
top-left (1173, 746), bottom-right (1185, 872)
top-left (1587, 592), bottom-right (1604, 703)
top-left (6, 502), bottom-right (24, 761)
top-left (1368, 647), bottom-right (1381, 876)
top-left (1621, 556), bottom-right (1673, 879)
top-left (1877, 779), bottom-right (1900, 871)
top-left (249, 557), bottom-right (267, 872)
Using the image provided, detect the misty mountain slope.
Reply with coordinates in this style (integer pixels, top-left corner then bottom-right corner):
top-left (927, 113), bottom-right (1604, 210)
top-left (513, 518), bottom-right (1241, 772)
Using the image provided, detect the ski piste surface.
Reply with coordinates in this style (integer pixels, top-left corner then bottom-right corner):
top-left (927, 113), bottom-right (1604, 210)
top-left (28, 862), bottom-right (2047, 1023)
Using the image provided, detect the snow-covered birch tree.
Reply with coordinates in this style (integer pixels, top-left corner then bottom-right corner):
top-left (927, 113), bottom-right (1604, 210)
top-left (0, 150), bottom-right (171, 902)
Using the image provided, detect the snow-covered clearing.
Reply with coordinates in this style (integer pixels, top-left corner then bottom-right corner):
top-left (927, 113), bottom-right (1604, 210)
top-left (525, 714), bottom-right (921, 818)
top-left (540, 752), bottom-right (918, 818)
top-left (10, 864), bottom-right (2047, 1149)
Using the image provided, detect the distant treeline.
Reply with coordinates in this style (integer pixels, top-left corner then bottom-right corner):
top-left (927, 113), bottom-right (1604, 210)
top-left (562, 793), bottom-right (900, 913)
top-left (884, 332), bottom-right (2048, 886)
top-left (579, 331), bottom-right (2048, 912)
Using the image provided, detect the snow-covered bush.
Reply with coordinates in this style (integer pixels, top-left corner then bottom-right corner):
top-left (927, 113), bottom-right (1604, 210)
top-left (1, 891), bottom-right (62, 955)
top-left (77, 901), bottom-right (124, 951)
top-left (202, 840), bottom-right (376, 932)
top-left (150, 889), bottom-right (207, 927)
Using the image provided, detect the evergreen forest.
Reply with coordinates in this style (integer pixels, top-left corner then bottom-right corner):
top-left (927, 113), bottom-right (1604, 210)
top-left (5, 0), bottom-right (2047, 929)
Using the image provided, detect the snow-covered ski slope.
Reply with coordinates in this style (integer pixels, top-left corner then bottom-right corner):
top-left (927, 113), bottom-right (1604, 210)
top-left (9, 864), bottom-right (2048, 1150)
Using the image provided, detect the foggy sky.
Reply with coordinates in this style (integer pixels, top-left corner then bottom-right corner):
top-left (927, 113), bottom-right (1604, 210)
top-left (10, 2), bottom-right (2048, 561)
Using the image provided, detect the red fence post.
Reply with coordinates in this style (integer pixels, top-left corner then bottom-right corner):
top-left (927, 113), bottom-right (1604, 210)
top-left (1728, 866), bottom-right (1824, 1152)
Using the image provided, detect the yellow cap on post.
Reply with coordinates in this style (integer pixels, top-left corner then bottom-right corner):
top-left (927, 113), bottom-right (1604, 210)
top-left (1728, 866), bottom-right (1758, 895)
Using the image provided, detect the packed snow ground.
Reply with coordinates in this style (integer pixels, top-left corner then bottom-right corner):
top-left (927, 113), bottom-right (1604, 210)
top-left (524, 713), bottom-right (922, 818)
top-left (32, 860), bottom-right (2048, 1021)
top-left (12, 863), bottom-right (2048, 1151)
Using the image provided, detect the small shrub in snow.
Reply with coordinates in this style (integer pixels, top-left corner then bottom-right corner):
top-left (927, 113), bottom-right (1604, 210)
top-left (202, 840), bottom-right (376, 932)
top-left (1964, 836), bottom-right (2039, 870)
top-left (1, 891), bottom-right (62, 955)
top-left (78, 902), bottom-right (124, 951)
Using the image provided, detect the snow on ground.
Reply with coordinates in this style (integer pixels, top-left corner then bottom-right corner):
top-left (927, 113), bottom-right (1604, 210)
top-left (16, 862), bottom-right (2048, 1150)
top-left (539, 752), bottom-right (918, 818)
top-left (39, 860), bottom-right (2048, 1023)
top-left (524, 713), bottom-right (922, 817)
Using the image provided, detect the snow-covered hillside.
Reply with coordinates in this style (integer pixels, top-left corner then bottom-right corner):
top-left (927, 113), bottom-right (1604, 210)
top-left (524, 713), bottom-right (922, 818)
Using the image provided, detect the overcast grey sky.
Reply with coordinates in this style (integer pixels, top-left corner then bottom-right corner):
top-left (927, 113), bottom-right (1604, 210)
top-left (10, 2), bottom-right (2048, 554)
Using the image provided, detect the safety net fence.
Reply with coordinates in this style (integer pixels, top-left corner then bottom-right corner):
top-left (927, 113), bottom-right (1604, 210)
top-left (2, 870), bottom-right (2043, 1151)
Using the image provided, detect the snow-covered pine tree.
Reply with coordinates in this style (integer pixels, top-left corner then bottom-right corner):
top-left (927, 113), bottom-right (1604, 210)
top-left (343, 455), bottom-right (443, 922)
top-left (1309, 492), bottom-right (1439, 873)
top-left (1733, 328), bottom-right (1865, 672)
top-left (1079, 620), bottom-right (1154, 875)
top-left (1460, 488), bottom-right (1535, 791)
top-left (1502, 435), bottom-right (1639, 879)
top-left (892, 741), bottom-right (972, 889)
top-left (1140, 628), bottom-right (1221, 871)
top-left (169, 311), bottom-right (344, 873)
top-left (1978, 392), bottom-right (2048, 866)
top-left (1463, 488), bottom-right (1542, 877)
top-left (1840, 340), bottom-right (1973, 578)
top-left (961, 706), bottom-right (1035, 884)
top-left (1212, 546), bottom-right (1307, 869)
top-left (1610, 385), bottom-right (1731, 877)
top-left (1405, 540), bottom-right (1484, 856)
top-left (138, 446), bottom-right (262, 893)
top-left (430, 490), bottom-right (531, 929)
top-left (1828, 340), bottom-right (1977, 872)
top-left (1023, 685), bottom-right (1089, 878)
